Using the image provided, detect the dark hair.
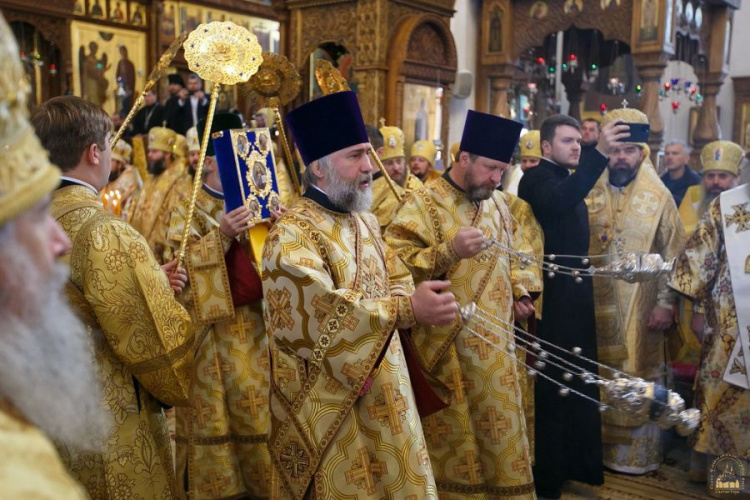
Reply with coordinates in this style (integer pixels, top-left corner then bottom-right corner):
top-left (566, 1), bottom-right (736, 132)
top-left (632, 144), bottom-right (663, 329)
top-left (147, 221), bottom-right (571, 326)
top-left (365, 125), bottom-right (383, 150)
top-left (31, 96), bottom-right (111, 172)
top-left (456, 150), bottom-right (478, 163)
top-left (581, 117), bottom-right (600, 129)
top-left (540, 114), bottom-right (580, 146)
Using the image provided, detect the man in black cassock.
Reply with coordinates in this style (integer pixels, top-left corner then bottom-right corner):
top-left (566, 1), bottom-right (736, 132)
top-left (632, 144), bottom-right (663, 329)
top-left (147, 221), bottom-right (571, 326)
top-left (518, 114), bottom-right (628, 499)
top-left (131, 89), bottom-right (165, 135)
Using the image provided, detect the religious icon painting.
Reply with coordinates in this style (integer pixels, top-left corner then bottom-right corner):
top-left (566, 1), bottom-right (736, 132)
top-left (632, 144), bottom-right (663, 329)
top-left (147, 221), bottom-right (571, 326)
top-left (131, 4), bottom-right (145, 26)
top-left (639, 0), bottom-right (660, 42)
top-left (109, 0), bottom-right (127, 22)
top-left (246, 196), bottom-right (262, 223)
top-left (70, 21), bottom-right (146, 115)
top-left (212, 127), bottom-right (280, 221)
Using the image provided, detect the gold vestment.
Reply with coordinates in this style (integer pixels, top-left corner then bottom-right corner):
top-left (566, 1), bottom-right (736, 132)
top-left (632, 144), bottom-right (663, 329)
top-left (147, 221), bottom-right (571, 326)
top-left (262, 195), bottom-right (438, 499)
top-left (127, 163), bottom-right (183, 262)
top-left (670, 196), bottom-right (750, 463)
top-left (385, 177), bottom-right (536, 498)
top-left (52, 184), bottom-right (194, 499)
top-left (104, 164), bottom-right (142, 219)
top-left (0, 402), bottom-right (87, 499)
top-left (166, 186), bottom-right (271, 499)
top-left (370, 172), bottom-right (422, 232)
top-left (586, 165), bottom-right (685, 473)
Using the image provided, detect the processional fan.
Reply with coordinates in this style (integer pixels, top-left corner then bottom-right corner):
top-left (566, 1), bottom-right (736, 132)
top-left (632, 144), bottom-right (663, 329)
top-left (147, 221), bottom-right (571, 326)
top-left (311, 63), bottom-right (700, 436)
top-left (112, 21), bottom-right (265, 267)
top-left (238, 52), bottom-right (303, 196)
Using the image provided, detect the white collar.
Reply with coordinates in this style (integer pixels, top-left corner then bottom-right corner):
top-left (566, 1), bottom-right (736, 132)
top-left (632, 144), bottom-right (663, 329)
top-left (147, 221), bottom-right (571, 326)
top-left (60, 176), bottom-right (98, 194)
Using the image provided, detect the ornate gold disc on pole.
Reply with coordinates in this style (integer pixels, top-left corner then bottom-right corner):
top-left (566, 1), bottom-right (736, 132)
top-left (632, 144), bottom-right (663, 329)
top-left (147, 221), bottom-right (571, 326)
top-left (239, 52), bottom-right (302, 195)
top-left (177, 21), bottom-right (263, 267)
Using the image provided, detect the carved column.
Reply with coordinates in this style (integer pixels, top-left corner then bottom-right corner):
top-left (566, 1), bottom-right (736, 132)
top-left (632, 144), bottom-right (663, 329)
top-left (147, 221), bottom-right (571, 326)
top-left (691, 6), bottom-right (731, 160)
top-left (488, 64), bottom-right (514, 118)
top-left (561, 72), bottom-right (586, 122)
top-left (632, 52), bottom-right (669, 164)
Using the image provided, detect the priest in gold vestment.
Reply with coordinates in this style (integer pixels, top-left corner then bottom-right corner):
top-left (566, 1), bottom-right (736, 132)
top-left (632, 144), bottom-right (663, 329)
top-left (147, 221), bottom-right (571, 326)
top-left (671, 141), bottom-right (741, 367)
top-left (409, 139), bottom-right (441, 184)
top-left (585, 108), bottom-right (685, 474)
top-left (371, 125), bottom-right (422, 231)
top-left (102, 138), bottom-right (141, 218)
top-left (265, 91), bottom-right (459, 499)
top-left (504, 191), bottom-right (544, 459)
top-left (165, 114), bottom-right (271, 499)
top-left (0, 18), bottom-right (102, 497)
top-left (32, 96), bottom-right (195, 499)
top-left (128, 126), bottom-right (184, 262)
top-left (670, 144), bottom-right (750, 485)
top-left (385, 110), bottom-right (537, 498)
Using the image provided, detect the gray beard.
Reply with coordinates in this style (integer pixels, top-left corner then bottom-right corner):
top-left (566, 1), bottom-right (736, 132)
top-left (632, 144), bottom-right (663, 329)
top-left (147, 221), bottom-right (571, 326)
top-left (466, 184), bottom-right (494, 202)
top-left (326, 172), bottom-right (373, 212)
top-left (0, 246), bottom-right (109, 452)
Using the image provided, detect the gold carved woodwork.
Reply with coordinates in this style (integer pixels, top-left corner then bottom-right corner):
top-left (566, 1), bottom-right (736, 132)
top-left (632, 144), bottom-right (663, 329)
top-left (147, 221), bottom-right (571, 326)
top-left (386, 13), bottom-right (456, 150)
top-left (690, 5), bottom-right (732, 162)
top-left (731, 76), bottom-right (750, 149)
top-left (510, 0), bottom-right (633, 57)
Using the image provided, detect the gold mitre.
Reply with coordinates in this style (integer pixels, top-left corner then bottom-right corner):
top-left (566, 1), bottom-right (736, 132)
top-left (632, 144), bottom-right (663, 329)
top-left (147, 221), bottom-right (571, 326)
top-left (520, 130), bottom-right (541, 159)
top-left (186, 126), bottom-right (200, 153)
top-left (112, 139), bottom-right (133, 164)
top-left (173, 133), bottom-right (188, 160)
top-left (700, 140), bottom-right (743, 176)
top-left (0, 13), bottom-right (60, 227)
top-left (602, 108), bottom-right (649, 148)
top-left (379, 125), bottom-right (405, 161)
top-left (148, 126), bottom-right (177, 153)
top-left (410, 140), bottom-right (436, 166)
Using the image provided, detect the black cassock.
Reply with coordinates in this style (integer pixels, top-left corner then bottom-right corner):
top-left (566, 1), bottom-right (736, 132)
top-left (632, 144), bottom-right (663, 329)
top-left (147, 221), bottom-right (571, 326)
top-left (518, 153), bottom-right (608, 497)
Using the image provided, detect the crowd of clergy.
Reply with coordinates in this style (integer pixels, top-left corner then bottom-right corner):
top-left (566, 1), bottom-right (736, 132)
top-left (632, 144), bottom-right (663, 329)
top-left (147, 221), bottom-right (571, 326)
top-left (1, 13), bottom-right (750, 500)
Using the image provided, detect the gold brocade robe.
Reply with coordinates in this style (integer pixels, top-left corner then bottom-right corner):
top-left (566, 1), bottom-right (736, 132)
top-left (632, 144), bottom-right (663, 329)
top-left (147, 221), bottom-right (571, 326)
top-left (585, 165), bottom-right (685, 473)
top-left (0, 403), bottom-right (87, 499)
top-left (274, 155), bottom-right (300, 208)
top-left (422, 168), bottom-right (442, 185)
top-left (51, 185), bottom-right (194, 499)
top-left (370, 172), bottom-right (421, 232)
top-left (127, 162), bottom-right (183, 262)
top-left (384, 177), bottom-right (536, 499)
top-left (504, 192), bottom-right (545, 460)
top-left (669, 197), bottom-right (750, 462)
top-left (104, 164), bottom-right (142, 219)
top-left (670, 184), bottom-right (709, 365)
top-left (262, 195), bottom-right (438, 499)
top-left (166, 186), bottom-right (271, 499)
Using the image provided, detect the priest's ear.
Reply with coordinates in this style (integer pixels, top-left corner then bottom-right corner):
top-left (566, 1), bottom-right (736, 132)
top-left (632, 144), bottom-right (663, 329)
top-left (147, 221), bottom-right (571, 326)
top-left (204, 156), bottom-right (217, 174)
top-left (541, 140), bottom-right (552, 158)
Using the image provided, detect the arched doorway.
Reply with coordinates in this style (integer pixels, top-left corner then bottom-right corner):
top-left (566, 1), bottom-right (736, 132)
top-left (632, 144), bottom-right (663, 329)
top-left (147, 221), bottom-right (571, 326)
top-left (386, 14), bottom-right (457, 163)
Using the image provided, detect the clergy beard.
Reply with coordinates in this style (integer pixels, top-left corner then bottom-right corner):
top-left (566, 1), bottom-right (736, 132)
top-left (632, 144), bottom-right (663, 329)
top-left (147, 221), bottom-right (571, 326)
top-left (148, 157), bottom-right (166, 175)
top-left (0, 241), bottom-right (109, 452)
top-left (319, 156), bottom-right (373, 212)
top-left (464, 165), bottom-right (496, 202)
top-left (326, 171), bottom-right (373, 212)
top-left (108, 167), bottom-right (122, 183)
top-left (698, 187), bottom-right (720, 217)
top-left (608, 160), bottom-right (638, 187)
